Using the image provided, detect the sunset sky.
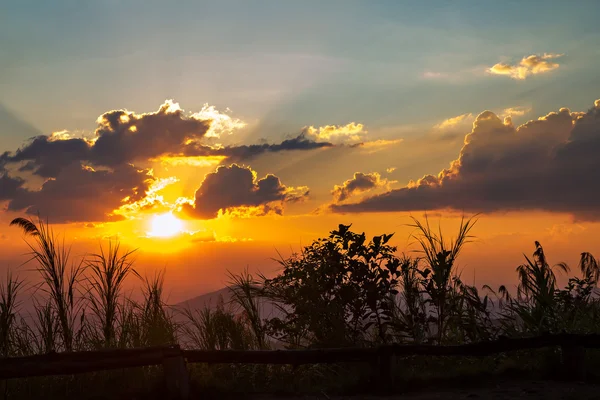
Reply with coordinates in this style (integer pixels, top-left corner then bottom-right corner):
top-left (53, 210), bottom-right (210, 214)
top-left (2, 0), bottom-right (600, 302)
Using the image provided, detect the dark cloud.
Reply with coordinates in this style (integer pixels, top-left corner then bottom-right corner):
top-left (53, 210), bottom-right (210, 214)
top-left (183, 132), bottom-right (332, 162)
top-left (332, 172), bottom-right (387, 202)
top-left (6, 163), bottom-right (153, 223)
top-left (2, 102), bottom-right (333, 177)
top-left (0, 173), bottom-right (24, 201)
top-left (3, 135), bottom-right (91, 177)
top-left (332, 99), bottom-right (600, 221)
top-left (183, 164), bottom-right (309, 219)
top-left (0, 101), bottom-right (326, 222)
top-left (1, 101), bottom-right (210, 174)
top-left (90, 101), bottom-right (210, 166)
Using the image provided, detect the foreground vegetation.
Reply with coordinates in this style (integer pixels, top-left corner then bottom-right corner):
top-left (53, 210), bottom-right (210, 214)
top-left (1, 215), bottom-right (600, 398)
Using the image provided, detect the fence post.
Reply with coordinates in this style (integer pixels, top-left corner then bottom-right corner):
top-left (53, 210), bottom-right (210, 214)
top-left (374, 348), bottom-right (393, 393)
top-left (163, 347), bottom-right (190, 400)
top-left (561, 341), bottom-right (586, 381)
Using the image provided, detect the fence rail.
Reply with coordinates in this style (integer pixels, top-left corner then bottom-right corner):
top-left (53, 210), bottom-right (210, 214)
top-left (0, 333), bottom-right (596, 399)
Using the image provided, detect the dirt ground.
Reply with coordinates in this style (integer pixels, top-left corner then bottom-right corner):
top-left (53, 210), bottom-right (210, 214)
top-left (252, 380), bottom-right (600, 400)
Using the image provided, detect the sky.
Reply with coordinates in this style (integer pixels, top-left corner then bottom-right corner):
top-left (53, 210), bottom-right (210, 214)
top-left (2, 0), bottom-right (600, 302)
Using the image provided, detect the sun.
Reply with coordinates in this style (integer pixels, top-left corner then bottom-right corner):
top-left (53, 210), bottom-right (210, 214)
top-left (148, 213), bottom-right (184, 238)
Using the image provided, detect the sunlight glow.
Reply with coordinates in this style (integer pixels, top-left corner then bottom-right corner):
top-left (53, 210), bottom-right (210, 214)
top-left (148, 213), bottom-right (184, 238)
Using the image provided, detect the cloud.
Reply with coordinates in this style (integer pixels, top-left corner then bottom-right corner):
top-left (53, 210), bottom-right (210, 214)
top-left (501, 106), bottom-right (532, 127)
top-left (0, 101), bottom-right (332, 222)
top-left (155, 155), bottom-right (226, 167)
top-left (502, 107), bottom-right (531, 118)
top-left (3, 135), bottom-right (92, 178)
top-left (487, 53), bottom-right (563, 80)
top-left (435, 113), bottom-right (474, 130)
top-left (190, 104), bottom-right (246, 138)
top-left (0, 173), bottom-right (24, 201)
top-left (434, 108), bottom-right (531, 137)
top-left (332, 99), bottom-right (600, 221)
top-left (1, 102), bottom-right (334, 177)
top-left (114, 176), bottom-right (178, 218)
top-left (6, 163), bottom-right (154, 223)
top-left (303, 123), bottom-right (367, 145)
top-left (182, 132), bottom-right (333, 162)
top-left (332, 172), bottom-right (388, 202)
top-left (182, 164), bottom-right (309, 219)
top-left (422, 71), bottom-right (448, 79)
top-left (351, 139), bottom-right (403, 153)
top-left (0, 100), bottom-right (217, 175)
top-left (90, 100), bottom-right (212, 167)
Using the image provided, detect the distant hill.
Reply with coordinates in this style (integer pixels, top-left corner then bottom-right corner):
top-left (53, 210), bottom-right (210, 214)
top-left (170, 286), bottom-right (283, 323)
top-left (173, 287), bottom-right (234, 312)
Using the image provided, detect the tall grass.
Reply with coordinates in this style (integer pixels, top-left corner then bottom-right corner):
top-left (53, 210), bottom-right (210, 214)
top-left (85, 241), bottom-right (138, 348)
top-left (10, 217), bottom-right (85, 352)
top-left (227, 268), bottom-right (267, 349)
top-left (0, 272), bottom-right (23, 357)
top-left (179, 298), bottom-right (254, 350)
top-left (408, 215), bottom-right (478, 343)
top-left (391, 255), bottom-right (428, 343)
top-left (136, 271), bottom-right (177, 347)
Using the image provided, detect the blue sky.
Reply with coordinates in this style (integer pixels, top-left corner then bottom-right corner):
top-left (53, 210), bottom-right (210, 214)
top-left (2, 0), bottom-right (600, 151)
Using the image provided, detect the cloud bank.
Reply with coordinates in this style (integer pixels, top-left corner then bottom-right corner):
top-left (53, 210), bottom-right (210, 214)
top-left (332, 99), bottom-right (600, 221)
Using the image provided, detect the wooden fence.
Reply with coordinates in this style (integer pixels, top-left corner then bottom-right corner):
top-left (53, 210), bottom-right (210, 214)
top-left (0, 333), bottom-right (596, 399)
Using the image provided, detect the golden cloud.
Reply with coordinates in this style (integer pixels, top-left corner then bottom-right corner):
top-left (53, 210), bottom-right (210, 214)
top-left (487, 53), bottom-right (563, 80)
top-left (115, 176), bottom-right (179, 218)
top-left (154, 155), bottom-right (226, 167)
top-left (357, 139), bottom-right (403, 149)
top-left (502, 106), bottom-right (531, 117)
top-left (435, 113), bottom-right (474, 130)
top-left (304, 122), bottom-right (367, 144)
top-left (332, 172), bottom-right (389, 202)
top-left (190, 103), bottom-right (247, 138)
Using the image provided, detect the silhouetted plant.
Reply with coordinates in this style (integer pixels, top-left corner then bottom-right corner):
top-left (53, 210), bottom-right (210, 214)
top-left (138, 271), bottom-right (177, 347)
top-left (262, 224), bottom-right (400, 348)
top-left (85, 241), bottom-right (139, 348)
top-left (227, 268), bottom-right (268, 349)
top-left (10, 216), bottom-right (85, 352)
top-left (408, 215), bottom-right (478, 343)
top-left (0, 272), bottom-right (23, 356)
top-left (497, 242), bottom-right (600, 335)
top-left (390, 255), bottom-right (429, 343)
top-left (180, 297), bottom-right (254, 350)
top-left (31, 301), bottom-right (60, 354)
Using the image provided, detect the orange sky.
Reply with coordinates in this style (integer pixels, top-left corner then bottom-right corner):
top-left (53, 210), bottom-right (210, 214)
top-left (1, 207), bottom-right (597, 303)
top-left (2, 99), bottom-right (600, 303)
top-left (3, 2), bottom-right (600, 303)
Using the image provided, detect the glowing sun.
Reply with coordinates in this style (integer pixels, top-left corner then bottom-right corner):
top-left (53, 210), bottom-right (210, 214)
top-left (148, 213), bottom-right (184, 238)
